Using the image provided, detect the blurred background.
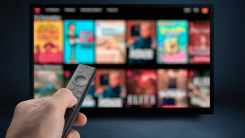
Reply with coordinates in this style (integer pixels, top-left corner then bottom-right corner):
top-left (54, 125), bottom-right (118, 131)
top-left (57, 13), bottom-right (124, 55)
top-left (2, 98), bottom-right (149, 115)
top-left (1, 0), bottom-right (245, 138)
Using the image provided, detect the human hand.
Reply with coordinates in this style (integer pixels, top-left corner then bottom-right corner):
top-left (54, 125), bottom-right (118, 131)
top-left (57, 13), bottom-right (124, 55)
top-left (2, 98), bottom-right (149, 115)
top-left (6, 88), bottom-right (87, 138)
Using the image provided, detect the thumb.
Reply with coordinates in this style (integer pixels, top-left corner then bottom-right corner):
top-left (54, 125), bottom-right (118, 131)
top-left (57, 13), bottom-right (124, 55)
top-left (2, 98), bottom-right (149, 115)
top-left (48, 88), bottom-right (77, 112)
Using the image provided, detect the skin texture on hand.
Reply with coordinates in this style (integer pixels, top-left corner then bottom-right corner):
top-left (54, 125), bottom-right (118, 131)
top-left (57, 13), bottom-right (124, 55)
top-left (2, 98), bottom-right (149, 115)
top-left (6, 88), bottom-right (87, 138)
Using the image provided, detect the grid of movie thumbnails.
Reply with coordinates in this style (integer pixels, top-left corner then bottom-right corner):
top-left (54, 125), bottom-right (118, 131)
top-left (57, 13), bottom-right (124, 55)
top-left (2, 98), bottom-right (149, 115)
top-left (34, 19), bottom-right (210, 108)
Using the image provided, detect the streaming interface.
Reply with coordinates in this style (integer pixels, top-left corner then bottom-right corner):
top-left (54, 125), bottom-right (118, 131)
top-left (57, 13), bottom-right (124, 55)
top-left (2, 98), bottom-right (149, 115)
top-left (32, 5), bottom-right (211, 111)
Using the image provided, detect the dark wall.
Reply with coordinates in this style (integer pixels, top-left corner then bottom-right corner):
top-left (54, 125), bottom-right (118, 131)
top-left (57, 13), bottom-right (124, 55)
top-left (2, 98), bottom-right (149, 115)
top-left (1, 0), bottom-right (245, 138)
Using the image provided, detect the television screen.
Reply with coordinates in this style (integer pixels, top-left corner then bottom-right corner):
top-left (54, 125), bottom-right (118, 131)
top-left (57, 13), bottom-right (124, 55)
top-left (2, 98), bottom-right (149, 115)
top-left (31, 5), bottom-right (213, 114)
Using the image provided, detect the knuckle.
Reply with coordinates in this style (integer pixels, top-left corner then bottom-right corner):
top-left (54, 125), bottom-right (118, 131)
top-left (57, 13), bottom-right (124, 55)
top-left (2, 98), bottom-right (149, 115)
top-left (37, 98), bottom-right (59, 115)
top-left (14, 101), bottom-right (27, 114)
top-left (45, 100), bottom-right (59, 111)
top-left (15, 101), bottom-right (25, 110)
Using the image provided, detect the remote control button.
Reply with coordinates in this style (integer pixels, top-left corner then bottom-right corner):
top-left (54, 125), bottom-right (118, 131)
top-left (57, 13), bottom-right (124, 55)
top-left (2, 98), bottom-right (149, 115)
top-left (86, 71), bottom-right (92, 75)
top-left (77, 88), bottom-right (84, 93)
top-left (75, 76), bottom-right (86, 84)
top-left (78, 69), bottom-right (83, 73)
top-left (75, 93), bottom-right (82, 98)
top-left (68, 85), bottom-right (75, 90)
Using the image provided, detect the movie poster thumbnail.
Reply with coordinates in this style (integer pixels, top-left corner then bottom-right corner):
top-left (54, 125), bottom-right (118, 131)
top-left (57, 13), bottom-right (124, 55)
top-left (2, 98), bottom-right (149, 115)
top-left (157, 20), bottom-right (188, 64)
top-left (94, 69), bottom-right (126, 107)
top-left (188, 20), bottom-right (210, 63)
top-left (63, 20), bottom-right (95, 64)
top-left (157, 69), bottom-right (188, 108)
top-left (95, 20), bottom-right (126, 64)
top-left (34, 21), bottom-right (63, 64)
top-left (126, 69), bottom-right (156, 108)
top-left (126, 20), bottom-right (157, 64)
top-left (34, 64), bottom-right (63, 99)
top-left (188, 69), bottom-right (210, 107)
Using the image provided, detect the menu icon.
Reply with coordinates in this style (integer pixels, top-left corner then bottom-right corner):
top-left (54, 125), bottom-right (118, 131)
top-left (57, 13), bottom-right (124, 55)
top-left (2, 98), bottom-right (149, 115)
top-left (201, 7), bottom-right (209, 14)
top-left (34, 8), bottom-right (41, 14)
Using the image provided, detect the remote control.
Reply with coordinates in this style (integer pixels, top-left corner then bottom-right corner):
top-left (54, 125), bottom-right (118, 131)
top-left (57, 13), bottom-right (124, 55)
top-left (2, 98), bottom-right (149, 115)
top-left (62, 64), bottom-right (97, 138)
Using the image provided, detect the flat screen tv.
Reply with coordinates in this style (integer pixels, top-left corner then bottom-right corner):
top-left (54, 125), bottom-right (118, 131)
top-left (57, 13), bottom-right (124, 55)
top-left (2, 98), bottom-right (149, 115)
top-left (31, 4), bottom-right (213, 114)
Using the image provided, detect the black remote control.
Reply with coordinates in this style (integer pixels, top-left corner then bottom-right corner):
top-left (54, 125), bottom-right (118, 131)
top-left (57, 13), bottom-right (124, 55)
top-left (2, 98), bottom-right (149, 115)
top-left (62, 64), bottom-right (97, 138)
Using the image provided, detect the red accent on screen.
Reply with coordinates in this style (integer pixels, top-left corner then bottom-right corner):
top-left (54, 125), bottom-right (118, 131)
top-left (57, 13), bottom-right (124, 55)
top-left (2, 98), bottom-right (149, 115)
top-left (34, 8), bottom-right (41, 14)
top-left (189, 45), bottom-right (195, 51)
top-left (192, 56), bottom-right (210, 63)
top-left (201, 8), bottom-right (209, 14)
top-left (189, 70), bottom-right (195, 78)
top-left (189, 21), bottom-right (194, 28)
top-left (85, 31), bottom-right (94, 44)
top-left (127, 70), bottom-right (132, 78)
top-left (96, 71), bottom-right (101, 77)
top-left (127, 22), bottom-right (132, 28)
top-left (64, 70), bottom-right (71, 78)
top-left (181, 69), bottom-right (188, 78)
